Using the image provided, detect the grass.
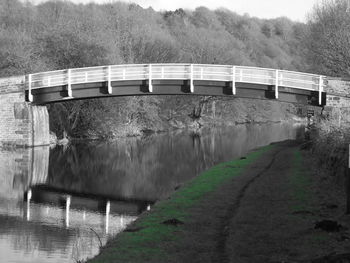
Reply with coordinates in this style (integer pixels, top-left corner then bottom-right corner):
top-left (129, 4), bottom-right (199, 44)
top-left (312, 114), bottom-right (349, 177)
top-left (89, 144), bottom-right (275, 263)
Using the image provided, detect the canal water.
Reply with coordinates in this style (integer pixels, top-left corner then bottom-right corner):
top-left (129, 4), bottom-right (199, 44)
top-left (0, 123), bottom-right (304, 263)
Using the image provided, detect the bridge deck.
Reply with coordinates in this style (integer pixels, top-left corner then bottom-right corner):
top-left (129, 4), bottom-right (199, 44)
top-left (25, 64), bottom-right (327, 105)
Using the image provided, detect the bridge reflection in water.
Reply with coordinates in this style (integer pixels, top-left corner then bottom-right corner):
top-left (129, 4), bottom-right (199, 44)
top-left (24, 188), bottom-right (144, 232)
top-left (0, 145), bottom-right (142, 263)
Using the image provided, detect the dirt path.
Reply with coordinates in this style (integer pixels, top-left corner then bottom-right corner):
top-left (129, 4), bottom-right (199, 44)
top-left (163, 141), bottom-right (350, 263)
top-left (90, 141), bottom-right (350, 263)
top-left (214, 145), bottom-right (283, 262)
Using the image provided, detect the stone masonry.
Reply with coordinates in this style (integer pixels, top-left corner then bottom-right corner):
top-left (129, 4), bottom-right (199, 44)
top-left (0, 76), bottom-right (49, 147)
top-left (326, 78), bottom-right (350, 107)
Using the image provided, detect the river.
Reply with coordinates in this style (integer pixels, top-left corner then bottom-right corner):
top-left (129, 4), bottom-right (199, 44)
top-left (0, 123), bottom-right (304, 263)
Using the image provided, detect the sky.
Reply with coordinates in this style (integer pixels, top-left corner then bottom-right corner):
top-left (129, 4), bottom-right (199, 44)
top-left (28, 0), bottom-right (319, 22)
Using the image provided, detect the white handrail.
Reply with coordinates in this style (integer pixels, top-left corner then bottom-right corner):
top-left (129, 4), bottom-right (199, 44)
top-left (319, 75), bottom-right (323, 105)
top-left (190, 64), bottom-right (194, 93)
top-left (67, 69), bottom-right (72, 97)
top-left (26, 63), bottom-right (326, 104)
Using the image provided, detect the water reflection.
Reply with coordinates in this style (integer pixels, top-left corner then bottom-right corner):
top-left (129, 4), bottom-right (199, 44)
top-left (0, 146), bottom-right (49, 202)
top-left (0, 146), bottom-right (136, 263)
top-left (0, 122), bottom-right (304, 263)
top-left (47, 123), bottom-right (304, 202)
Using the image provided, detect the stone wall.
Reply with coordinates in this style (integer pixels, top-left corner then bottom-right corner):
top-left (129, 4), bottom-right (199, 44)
top-left (326, 78), bottom-right (350, 107)
top-left (0, 76), bottom-right (50, 147)
top-left (0, 146), bottom-right (49, 201)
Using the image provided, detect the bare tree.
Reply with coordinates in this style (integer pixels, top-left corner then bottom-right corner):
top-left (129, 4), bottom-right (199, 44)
top-left (307, 0), bottom-right (350, 77)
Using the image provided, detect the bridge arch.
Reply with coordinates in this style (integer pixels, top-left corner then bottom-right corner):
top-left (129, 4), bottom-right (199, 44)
top-left (26, 63), bottom-right (326, 106)
top-left (0, 63), bottom-right (327, 147)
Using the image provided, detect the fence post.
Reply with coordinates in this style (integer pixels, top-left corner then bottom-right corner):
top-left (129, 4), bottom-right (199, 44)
top-left (28, 74), bottom-right (33, 102)
top-left (149, 64), bottom-right (153, 92)
top-left (347, 144), bottom-right (350, 214)
top-left (275, 70), bottom-right (279, 99)
top-left (190, 64), bottom-right (194, 93)
top-left (67, 69), bottom-right (72, 97)
top-left (232, 66), bottom-right (236, 95)
top-left (107, 65), bottom-right (112, 94)
top-left (318, 76), bottom-right (323, 105)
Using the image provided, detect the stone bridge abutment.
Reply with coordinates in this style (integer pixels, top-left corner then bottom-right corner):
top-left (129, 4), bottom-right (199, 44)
top-left (0, 76), bottom-right (49, 147)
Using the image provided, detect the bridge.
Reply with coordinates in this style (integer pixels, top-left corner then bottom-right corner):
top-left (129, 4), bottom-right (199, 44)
top-left (0, 63), bottom-right (327, 147)
top-left (26, 63), bottom-right (326, 105)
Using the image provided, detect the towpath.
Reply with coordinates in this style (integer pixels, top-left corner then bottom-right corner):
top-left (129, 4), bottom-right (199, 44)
top-left (90, 140), bottom-right (350, 263)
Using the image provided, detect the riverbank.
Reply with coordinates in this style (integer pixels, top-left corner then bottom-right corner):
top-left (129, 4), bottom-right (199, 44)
top-left (49, 96), bottom-right (315, 140)
top-left (88, 140), bottom-right (350, 263)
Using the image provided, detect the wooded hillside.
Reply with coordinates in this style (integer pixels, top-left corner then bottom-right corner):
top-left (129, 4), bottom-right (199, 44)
top-left (0, 0), bottom-right (320, 138)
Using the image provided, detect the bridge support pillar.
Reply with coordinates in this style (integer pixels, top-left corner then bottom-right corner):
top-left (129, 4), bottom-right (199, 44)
top-left (0, 76), bottom-right (50, 148)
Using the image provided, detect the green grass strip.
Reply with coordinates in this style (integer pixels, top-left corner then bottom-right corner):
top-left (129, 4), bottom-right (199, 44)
top-left (89, 144), bottom-right (275, 263)
top-left (289, 150), bottom-right (311, 212)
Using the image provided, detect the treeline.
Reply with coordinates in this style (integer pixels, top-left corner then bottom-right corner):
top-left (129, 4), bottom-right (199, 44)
top-left (0, 0), bottom-right (331, 138)
top-left (0, 0), bottom-right (310, 75)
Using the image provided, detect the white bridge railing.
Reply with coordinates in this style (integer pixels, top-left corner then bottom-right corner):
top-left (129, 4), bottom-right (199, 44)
top-left (26, 63), bottom-right (326, 104)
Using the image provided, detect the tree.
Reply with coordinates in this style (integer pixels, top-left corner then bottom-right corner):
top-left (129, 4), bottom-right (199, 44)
top-left (306, 0), bottom-right (350, 77)
top-left (36, 28), bottom-right (108, 69)
top-left (0, 29), bottom-right (47, 77)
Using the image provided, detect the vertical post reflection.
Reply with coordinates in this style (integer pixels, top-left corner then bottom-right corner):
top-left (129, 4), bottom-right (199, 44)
top-left (120, 214), bottom-right (123, 227)
top-left (105, 200), bottom-right (110, 234)
top-left (26, 189), bottom-right (32, 221)
top-left (65, 195), bottom-right (71, 228)
top-left (210, 133), bottom-right (215, 156)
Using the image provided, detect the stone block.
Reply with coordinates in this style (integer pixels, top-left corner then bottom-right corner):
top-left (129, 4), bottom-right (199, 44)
top-left (0, 76), bottom-right (49, 147)
top-left (14, 103), bottom-right (30, 120)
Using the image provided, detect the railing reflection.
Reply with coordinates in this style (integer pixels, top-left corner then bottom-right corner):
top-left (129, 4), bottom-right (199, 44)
top-left (24, 186), bottom-right (151, 233)
top-left (0, 197), bottom-right (137, 263)
top-left (65, 195), bottom-right (71, 228)
top-left (105, 200), bottom-right (110, 234)
top-left (26, 190), bottom-right (32, 221)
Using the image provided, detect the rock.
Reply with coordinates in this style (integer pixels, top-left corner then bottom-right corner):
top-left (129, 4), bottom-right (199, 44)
top-left (162, 218), bottom-right (184, 226)
top-left (325, 204), bottom-right (338, 209)
top-left (174, 184), bottom-right (182, 190)
top-left (337, 235), bottom-right (350, 242)
top-left (300, 141), bottom-right (312, 150)
top-left (225, 165), bottom-right (237, 168)
top-left (292, 210), bottom-right (315, 215)
top-left (311, 252), bottom-right (350, 262)
top-left (57, 137), bottom-right (69, 145)
top-left (125, 226), bottom-right (144, 232)
top-left (314, 220), bottom-right (342, 232)
top-left (49, 131), bottom-right (57, 145)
